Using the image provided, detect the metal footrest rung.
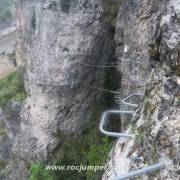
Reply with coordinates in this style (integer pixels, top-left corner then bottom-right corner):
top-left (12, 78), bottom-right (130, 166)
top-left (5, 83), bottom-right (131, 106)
top-left (114, 163), bottom-right (165, 180)
top-left (115, 93), bottom-right (144, 107)
top-left (99, 110), bottom-right (135, 138)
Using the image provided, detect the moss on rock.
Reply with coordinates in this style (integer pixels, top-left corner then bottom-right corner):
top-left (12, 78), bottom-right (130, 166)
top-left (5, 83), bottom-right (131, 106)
top-left (174, 65), bottom-right (180, 76)
top-left (144, 100), bottom-right (156, 114)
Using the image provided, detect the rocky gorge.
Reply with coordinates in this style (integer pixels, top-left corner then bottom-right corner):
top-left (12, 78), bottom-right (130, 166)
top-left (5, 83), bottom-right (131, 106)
top-left (0, 0), bottom-right (179, 180)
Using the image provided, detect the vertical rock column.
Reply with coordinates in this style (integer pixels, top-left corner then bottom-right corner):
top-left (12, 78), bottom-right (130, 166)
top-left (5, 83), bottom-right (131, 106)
top-left (9, 0), bottom-right (111, 179)
top-left (115, 0), bottom-right (153, 99)
top-left (103, 0), bottom-right (180, 179)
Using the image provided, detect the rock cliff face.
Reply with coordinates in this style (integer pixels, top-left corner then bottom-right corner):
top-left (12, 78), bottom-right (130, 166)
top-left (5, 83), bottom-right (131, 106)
top-left (115, 0), bottom-right (151, 98)
top-left (6, 0), bottom-right (114, 179)
top-left (18, 0), bottom-right (105, 143)
top-left (103, 0), bottom-right (180, 179)
top-left (0, 102), bottom-right (21, 162)
top-left (1, 0), bottom-right (179, 179)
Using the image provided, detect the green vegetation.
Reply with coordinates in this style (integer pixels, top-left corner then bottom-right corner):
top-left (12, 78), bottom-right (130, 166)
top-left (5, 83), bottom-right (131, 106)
top-left (87, 137), bottom-right (111, 166)
top-left (128, 124), bottom-right (136, 134)
top-left (0, 160), bottom-right (6, 170)
top-left (176, 98), bottom-right (180, 105)
top-left (29, 100), bottom-right (114, 180)
top-left (29, 82), bottom-right (118, 180)
top-left (103, 0), bottom-right (122, 29)
top-left (0, 0), bottom-right (13, 23)
top-left (135, 132), bottom-right (144, 146)
top-left (0, 122), bottom-right (6, 139)
top-left (130, 124), bottom-right (145, 148)
top-left (0, 71), bottom-right (26, 108)
top-left (29, 136), bottom-right (113, 180)
top-left (148, 44), bottom-right (160, 60)
top-left (144, 100), bottom-right (156, 114)
top-left (174, 65), bottom-right (180, 76)
top-left (7, 51), bottom-right (16, 61)
top-left (151, 145), bottom-right (158, 162)
top-left (29, 1), bottom-right (122, 178)
top-left (29, 163), bottom-right (54, 180)
top-left (86, 137), bottom-right (113, 179)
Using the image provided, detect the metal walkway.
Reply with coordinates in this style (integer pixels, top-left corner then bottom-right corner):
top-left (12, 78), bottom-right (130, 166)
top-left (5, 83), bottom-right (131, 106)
top-left (99, 93), bottom-right (166, 180)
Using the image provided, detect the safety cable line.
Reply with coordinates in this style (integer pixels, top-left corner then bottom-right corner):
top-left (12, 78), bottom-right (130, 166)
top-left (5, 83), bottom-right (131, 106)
top-left (30, 81), bottom-right (121, 94)
top-left (80, 62), bottom-right (118, 68)
top-left (90, 86), bottom-right (121, 94)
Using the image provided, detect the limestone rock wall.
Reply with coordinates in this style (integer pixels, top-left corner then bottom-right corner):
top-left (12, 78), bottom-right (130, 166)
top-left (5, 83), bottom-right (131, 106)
top-left (6, 0), bottom-right (113, 179)
top-left (104, 0), bottom-right (180, 179)
top-left (17, 0), bottom-right (107, 152)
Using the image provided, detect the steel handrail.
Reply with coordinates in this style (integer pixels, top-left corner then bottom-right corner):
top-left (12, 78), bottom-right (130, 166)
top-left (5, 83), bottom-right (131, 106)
top-left (99, 110), bottom-right (135, 138)
top-left (114, 162), bottom-right (165, 180)
top-left (121, 93), bottom-right (144, 107)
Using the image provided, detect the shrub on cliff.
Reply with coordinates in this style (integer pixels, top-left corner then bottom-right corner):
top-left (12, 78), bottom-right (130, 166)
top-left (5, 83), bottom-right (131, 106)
top-left (28, 136), bottom-right (113, 180)
top-left (0, 71), bottom-right (26, 107)
top-left (29, 163), bottom-right (54, 180)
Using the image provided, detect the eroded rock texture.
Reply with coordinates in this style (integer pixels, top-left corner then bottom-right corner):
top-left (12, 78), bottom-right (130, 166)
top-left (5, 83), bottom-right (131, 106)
top-left (115, 0), bottom-right (152, 99)
top-left (2, 0), bottom-right (179, 179)
top-left (6, 0), bottom-right (113, 179)
top-left (0, 102), bottom-right (21, 179)
top-left (18, 0), bottom-right (106, 148)
top-left (104, 0), bottom-right (180, 179)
